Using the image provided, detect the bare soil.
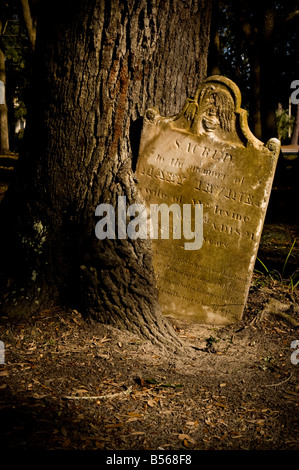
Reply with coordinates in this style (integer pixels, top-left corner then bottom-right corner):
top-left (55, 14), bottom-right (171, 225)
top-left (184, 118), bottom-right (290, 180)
top-left (0, 164), bottom-right (298, 452)
top-left (0, 269), bottom-right (298, 451)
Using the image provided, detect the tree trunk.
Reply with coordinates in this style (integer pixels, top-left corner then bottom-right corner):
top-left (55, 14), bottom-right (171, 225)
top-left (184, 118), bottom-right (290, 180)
top-left (208, 0), bottom-right (220, 75)
top-left (19, 0), bottom-right (37, 51)
top-left (233, 0), bottom-right (277, 142)
top-left (0, 0), bottom-right (212, 347)
top-left (259, 1), bottom-right (277, 142)
top-left (0, 46), bottom-right (9, 153)
top-left (248, 49), bottom-right (262, 140)
top-left (291, 104), bottom-right (299, 145)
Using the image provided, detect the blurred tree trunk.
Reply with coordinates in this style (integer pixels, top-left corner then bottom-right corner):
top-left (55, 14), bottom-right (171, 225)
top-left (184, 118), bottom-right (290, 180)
top-left (259, 2), bottom-right (277, 142)
top-left (0, 0), bottom-right (212, 347)
top-left (291, 104), bottom-right (299, 145)
top-left (233, 0), bottom-right (277, 142)
top-left (208, 0), bottom-right (220, 75)
top-left (0, 19), bottom-right (9, 153)
top-left (19, 0), bottom-right (37, 51)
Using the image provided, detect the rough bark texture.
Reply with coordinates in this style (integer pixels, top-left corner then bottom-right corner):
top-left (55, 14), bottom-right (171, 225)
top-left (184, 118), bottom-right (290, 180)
top-left (0, 38), bottom-right (9, 152)
top-left (0, 0), bottom-right (211, 347)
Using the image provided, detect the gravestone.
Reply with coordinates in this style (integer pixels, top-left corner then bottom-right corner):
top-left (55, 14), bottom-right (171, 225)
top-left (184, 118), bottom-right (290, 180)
top-left (136, 75), bottom-right (280, 325)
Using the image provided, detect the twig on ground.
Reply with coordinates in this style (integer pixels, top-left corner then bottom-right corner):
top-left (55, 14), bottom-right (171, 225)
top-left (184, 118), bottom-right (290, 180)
top-left (268, 311), bottom-right (299, 328)
top-left (263, 373), bottom-right (292, 388)
top-left (65, 386), bottom-right (133, 400)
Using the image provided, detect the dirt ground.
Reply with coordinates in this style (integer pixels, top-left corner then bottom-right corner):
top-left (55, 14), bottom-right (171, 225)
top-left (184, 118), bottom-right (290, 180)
top-left (0, 160), bottom-right (298, 452)
top-left (0, 267), bottom-right (298, 451)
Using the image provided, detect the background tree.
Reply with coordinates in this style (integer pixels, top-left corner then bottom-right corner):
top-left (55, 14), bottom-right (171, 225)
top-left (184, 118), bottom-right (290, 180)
top-left (209, 0), bottom-right (299, 144)
top-left (0, 0), bottom-right (10, 153)
top-left (0, 0), bottom-right (212, 348)
top-left (19, 0), bottom-right (37, 51)
top-left (0, 0), bottom-right (31, 153)
top-left (291, 104), bottom-right (299, 145)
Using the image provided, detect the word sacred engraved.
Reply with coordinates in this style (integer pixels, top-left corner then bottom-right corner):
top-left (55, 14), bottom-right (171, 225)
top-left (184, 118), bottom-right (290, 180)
top-left (136, 75), bottom-right (280, 325)
top-left (174, 139), bottom-right (233, 163)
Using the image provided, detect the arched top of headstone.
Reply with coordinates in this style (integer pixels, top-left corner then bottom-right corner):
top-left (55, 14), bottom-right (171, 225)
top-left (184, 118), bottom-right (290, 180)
top-left (144, 75), bottom-right (280, 155)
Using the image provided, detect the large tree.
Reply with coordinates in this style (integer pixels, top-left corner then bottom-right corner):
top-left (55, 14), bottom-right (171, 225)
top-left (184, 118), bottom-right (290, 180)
top-left (0, 0), bottom-right (212, 347)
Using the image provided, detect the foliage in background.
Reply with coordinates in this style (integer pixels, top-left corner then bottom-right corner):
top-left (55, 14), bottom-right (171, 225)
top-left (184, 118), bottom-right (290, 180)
top-left (211, 0), bottom-right (299, 143)
top-left (0, 0), bottom-right (31, 151)
top-left (276, 108), bottom-right (295, 143)
top-left (255, 240), bottom-right (299, 293)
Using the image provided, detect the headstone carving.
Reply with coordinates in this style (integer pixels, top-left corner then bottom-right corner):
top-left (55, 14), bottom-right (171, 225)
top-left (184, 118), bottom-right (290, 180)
top-left (136, 75), bottom-right (280, 325)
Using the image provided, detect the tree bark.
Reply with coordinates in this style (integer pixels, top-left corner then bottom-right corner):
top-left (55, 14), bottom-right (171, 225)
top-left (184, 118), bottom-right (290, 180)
top-left (259, 1), bottom-right (277, 142)
top-left (0, 18), bottom-right (9, 153)
top-left (291, 104), bottom-right (299, 145)
top-left (208, 0), bottom-right (220, 75)
top-left (0, 0), bottom-right (212, 348)
top-left (19, 0), bottom-right (37, 51)
top-left (0, 48), bottom-right (9, 153)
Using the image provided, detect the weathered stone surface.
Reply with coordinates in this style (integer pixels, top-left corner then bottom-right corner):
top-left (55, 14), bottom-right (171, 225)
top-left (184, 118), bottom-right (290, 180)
top-left (136, 75), bottom-right (280, 325)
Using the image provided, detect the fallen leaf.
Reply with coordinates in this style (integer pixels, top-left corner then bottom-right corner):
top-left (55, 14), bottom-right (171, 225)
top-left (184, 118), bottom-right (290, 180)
top-left (204, 419), bottom-right (214, 426)
top-left (256, 419), bottom-right (265, 425)
top-left (178, 434), bottom-right (196, 446)
top-left (218, 419), bottom-right (228, 427)
top-left (160, 383), bottom-right (184, 388)
top-left (147, 399), bottom-right (157, 407)
top-left (63, 439), bottom-right (71, 448)
top-left (127, 412), bottom-right (143, 418)
top-left (98, 336), bottom-right (111, 344)
top-left (146, 378), bottom-right (159, 385)
top-left (104, 424), bottom-right (122, 429)
top-left (73, 388), bottom-right (89, 395)
top-left (0, 370), bottom-right (9, 377)
top-left (178, 433), bottom-right (191, 441)
top-left (32, 393), bottom-right (48, 399)
top-left (215, 402), bottom-right (227, 408)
